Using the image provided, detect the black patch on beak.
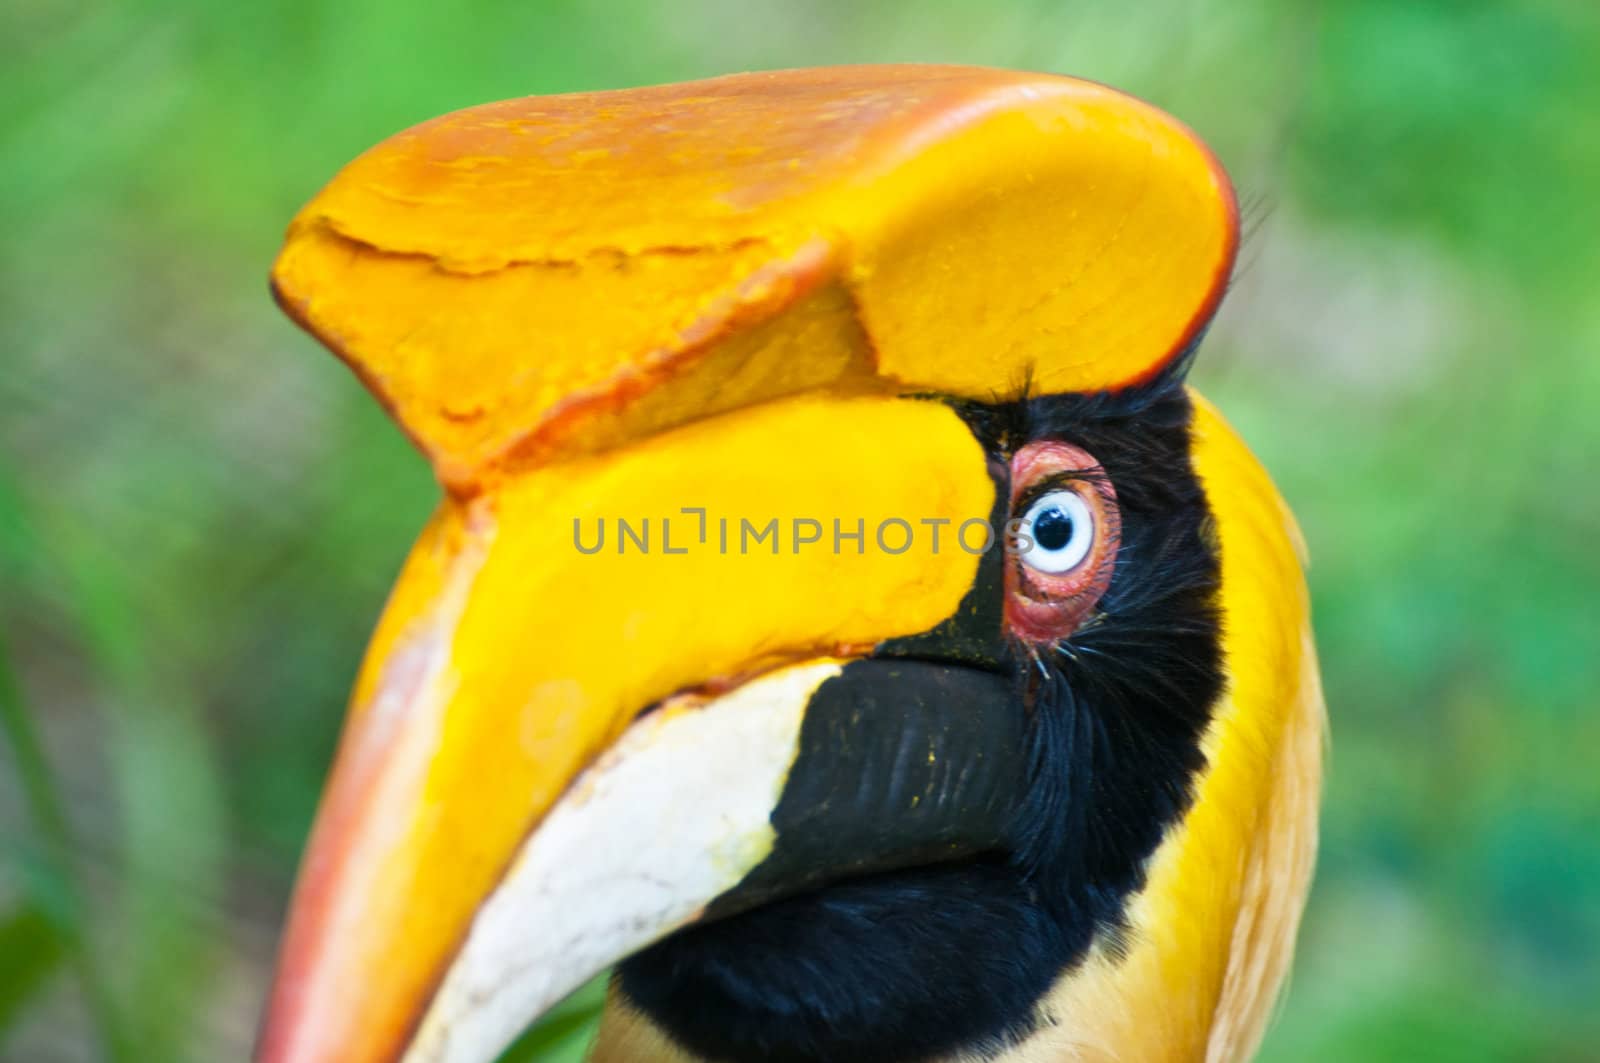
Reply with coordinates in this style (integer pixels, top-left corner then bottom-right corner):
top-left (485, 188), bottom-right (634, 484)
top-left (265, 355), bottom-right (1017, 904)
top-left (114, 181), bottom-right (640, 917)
top-left (705, 661), bottom-right (1026, 920)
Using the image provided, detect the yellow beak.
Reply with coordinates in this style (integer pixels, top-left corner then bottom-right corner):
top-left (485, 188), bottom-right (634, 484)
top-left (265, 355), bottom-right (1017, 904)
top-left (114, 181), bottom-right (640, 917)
top-left (256, 64), bottom-right (1236, 1063)
top-left (256, 393), bottom-right (999, 1063)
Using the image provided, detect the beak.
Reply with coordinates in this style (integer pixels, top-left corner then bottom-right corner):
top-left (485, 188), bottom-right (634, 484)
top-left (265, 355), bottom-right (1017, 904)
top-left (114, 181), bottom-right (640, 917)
top-left (255, 394), bottom-right (1004, 1063)
top-left (256, 64), bottom-right (1240, 1063)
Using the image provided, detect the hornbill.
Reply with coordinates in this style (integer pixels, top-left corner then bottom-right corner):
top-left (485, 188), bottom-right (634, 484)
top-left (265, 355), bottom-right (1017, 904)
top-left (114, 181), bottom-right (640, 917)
top-left (256, 66), bottom-right (1323, 1063)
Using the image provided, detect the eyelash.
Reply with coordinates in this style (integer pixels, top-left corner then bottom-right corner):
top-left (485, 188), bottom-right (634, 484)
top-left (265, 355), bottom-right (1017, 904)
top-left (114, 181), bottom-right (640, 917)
top-left (1011, 472), bottom-right (1098, 518)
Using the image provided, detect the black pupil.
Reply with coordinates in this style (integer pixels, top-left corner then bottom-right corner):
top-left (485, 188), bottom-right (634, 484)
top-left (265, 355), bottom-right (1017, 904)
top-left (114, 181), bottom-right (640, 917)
top-left (1034, 504), bottom-right (1075, 552)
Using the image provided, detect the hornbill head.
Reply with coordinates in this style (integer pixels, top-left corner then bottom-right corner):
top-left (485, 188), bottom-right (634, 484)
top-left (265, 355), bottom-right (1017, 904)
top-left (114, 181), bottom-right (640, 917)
top-left (257, 66), bottom-right (1323, 1063)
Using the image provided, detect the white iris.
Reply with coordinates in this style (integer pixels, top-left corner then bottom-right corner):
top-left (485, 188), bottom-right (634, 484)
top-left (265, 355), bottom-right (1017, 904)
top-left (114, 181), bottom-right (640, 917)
top-left (1019, 489), bottom-right (1094, 574)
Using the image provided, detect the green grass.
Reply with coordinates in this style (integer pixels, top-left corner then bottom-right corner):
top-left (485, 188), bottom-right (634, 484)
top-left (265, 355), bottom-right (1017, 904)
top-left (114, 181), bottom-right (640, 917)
top-left (3, 1), bottom-right (1598, 1059)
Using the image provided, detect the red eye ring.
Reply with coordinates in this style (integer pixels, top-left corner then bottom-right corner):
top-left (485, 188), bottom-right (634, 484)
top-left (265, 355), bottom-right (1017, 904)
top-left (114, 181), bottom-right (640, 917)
top-left (1004, 441), bottom-right (1120, 644)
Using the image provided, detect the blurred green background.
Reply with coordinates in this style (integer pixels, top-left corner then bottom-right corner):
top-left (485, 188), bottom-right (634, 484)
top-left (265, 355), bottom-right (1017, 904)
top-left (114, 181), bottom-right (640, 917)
top-left (3, 1), bottom-right (1598, 1060)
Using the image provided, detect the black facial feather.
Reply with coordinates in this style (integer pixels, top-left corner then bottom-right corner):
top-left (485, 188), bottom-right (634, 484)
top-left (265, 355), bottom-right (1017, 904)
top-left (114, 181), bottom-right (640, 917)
top-left (618, 368), bottom-right (1225, 1063)
top-left (1005, 378), bottom-right (1225, 942)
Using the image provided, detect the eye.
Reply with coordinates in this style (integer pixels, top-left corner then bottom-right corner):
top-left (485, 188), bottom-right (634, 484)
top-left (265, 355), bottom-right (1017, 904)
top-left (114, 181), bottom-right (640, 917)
top-left (1004, 440), bottom-right (1121, 644)
top-left (1018, 489), bottom-right (1095, 574)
